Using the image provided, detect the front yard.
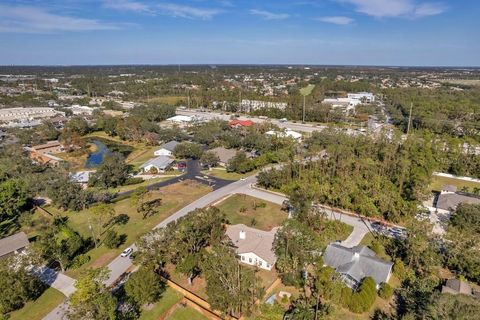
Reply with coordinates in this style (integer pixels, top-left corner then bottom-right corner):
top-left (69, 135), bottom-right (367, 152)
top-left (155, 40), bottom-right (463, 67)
top-left (215, 194), bottom-right (288, 231)
top-left (8, 288), bottom-right (65, 320)
top-left (40, 181), bottom-right (211, 278)
top-left (202, 167), bottom-right (257, 181)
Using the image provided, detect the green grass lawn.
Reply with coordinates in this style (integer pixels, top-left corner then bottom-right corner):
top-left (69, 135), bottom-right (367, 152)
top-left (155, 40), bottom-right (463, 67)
top-left (202, 168), bottom-right (257, 181)
top-left (8, 288), bottom-right (65, 320)
top-left (168, 306), bottom-right (209, 320)
top-left (139, 287), bottom-right (183, 320)
top-left (215, 194), bottom-right (287, 231)
top-left (106, 176), bottom-right (174, 193)
top-left (430, 175), bottom-right (480, 192)
top-left (46, 181), bottom-right (211, 277)
top-left (300, 84), bottom-right (315, 96)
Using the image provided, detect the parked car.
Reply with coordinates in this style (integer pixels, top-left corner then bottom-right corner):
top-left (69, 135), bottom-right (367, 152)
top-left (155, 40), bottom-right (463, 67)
top-left (120, 247), bottom-right (133, 257)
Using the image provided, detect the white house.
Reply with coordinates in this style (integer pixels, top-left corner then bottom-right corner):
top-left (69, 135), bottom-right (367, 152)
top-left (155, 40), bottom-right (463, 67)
top-left (226, 224), bottom-right (278, 271)
top-left (154, 141), bottom-right (179, 157)
top-left (265, 129), bottom-right (302, 141)
top-left (167, 115), bottom-right (194, 123)
top-left (140, 156), bottom-right (174, 173)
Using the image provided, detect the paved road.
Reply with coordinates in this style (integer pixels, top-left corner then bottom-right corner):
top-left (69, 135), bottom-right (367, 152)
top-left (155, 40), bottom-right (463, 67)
top-left (177, 109), bottom-right (327, 134)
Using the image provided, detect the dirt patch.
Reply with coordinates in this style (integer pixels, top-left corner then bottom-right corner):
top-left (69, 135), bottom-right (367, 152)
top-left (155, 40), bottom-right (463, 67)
top-left (90, 251), bottom-right (117, 269)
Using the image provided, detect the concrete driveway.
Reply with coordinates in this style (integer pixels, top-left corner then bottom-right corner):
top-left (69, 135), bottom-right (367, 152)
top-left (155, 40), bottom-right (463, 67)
top-left (32, 266), bottom-right (76, 297)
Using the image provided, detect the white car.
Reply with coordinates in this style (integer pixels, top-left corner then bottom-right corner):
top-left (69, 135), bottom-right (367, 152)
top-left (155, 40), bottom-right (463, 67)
top-left (120, 247), bottom-right (133, 257)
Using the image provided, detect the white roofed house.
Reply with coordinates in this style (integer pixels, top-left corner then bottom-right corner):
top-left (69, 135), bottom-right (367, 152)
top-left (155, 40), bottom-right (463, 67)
top-left (154, 141), bottom-right (179, 157)
top-left (166, 115), bottom-right (194, 123)
top-left (140, 155), bottom-right (174, 173)
top-left (226, 224), bottom-right (278, 271)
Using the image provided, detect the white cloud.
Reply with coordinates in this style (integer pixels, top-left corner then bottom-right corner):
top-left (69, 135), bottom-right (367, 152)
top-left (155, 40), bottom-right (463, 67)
top-left (157, 3), bottom-right (222, 20)
top-left (249, 9), bottom-right (290, 20)
top-left (413, 2), bottom-right (447, 17)
top-left (316, 16), bottom-right (353, 25)
top-left (0, 5), bottom-right (122, 33)
top-left (338, 0), bottom-right (446, 18)
top-left (103, 0), bottom-right (152, 14)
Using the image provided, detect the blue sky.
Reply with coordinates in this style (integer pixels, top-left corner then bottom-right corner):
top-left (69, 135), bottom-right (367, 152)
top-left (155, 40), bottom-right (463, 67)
top-left (0, 0), bottom-right (478, 66)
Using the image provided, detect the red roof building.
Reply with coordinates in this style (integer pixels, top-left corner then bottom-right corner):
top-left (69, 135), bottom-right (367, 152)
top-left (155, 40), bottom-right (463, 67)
top-left (229, 119), bottom-right (254, 127)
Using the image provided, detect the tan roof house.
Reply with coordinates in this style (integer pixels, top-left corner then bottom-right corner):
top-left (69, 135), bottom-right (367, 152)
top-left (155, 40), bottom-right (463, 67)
top-left (210, 147), bottom-right (238, 167)
top-left (226, 224), bottom-right (278, 271)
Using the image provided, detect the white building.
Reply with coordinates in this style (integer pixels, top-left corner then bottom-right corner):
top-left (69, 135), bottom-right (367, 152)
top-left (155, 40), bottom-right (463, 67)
top-left (240, 99), bottom-right (287, 112)
top-left (0, 107), bottom-right (63, 122)
top-left (226, 224), bottom-right (278, 271)
top-left (167, 115), bottom-right (194, 123)
top-left (347, 92), bottom-right (375, 103)
top-left (154, 141), bottom-right (179, 157)
top-left (265, 129), bottom-right (302, 140)
top-left (67, 105), bottom-right (95, 116)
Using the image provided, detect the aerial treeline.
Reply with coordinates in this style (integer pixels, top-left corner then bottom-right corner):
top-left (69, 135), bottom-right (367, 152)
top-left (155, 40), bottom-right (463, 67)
top-left (385, 87), bottom-right (480, 139)
top-left (95, 104), bottom-right (176, 142)
top-left (258, 129), bottom-right (440, 222)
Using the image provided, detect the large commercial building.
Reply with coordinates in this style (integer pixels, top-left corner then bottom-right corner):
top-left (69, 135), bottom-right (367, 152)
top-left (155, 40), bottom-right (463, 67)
top-left (240, 99), bottom-right (287, 112)
top-left (0, 107), bottom-right (63, 122)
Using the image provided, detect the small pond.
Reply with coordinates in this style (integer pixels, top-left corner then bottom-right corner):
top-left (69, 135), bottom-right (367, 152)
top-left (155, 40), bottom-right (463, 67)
top-left (85, 138), bottom-right (134, 168)
top-left (85, 140), bottom-right (112, 168)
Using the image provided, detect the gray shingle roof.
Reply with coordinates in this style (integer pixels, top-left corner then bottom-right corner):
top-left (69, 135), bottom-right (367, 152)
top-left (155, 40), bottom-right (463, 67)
top-left (0, 232), bottom-right (29, 257)
top-left (442, 279), bottom-right (472, 295)
top-left (160, 141), bottom-right (179, 152)
top-left (323, 243), bottom-right (393, 286)
top-left (140, 156), bottom-right (174, 170)
top-left (210, 147), bottom-right (238, 164)
top-left (436, 193), bottom-right (480, 211)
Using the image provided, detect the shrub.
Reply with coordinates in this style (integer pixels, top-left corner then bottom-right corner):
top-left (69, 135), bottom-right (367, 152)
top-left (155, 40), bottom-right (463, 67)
top-left (378, 282), bottom-right (393, 300)
top-left (103, 230), bottom-right (124, 249)
top-left (124, 177), bottom-right (144, 186)
top-left (348, 277), bottom-right (377, 313)
top-left (69, 254), bottom-right (91, 269)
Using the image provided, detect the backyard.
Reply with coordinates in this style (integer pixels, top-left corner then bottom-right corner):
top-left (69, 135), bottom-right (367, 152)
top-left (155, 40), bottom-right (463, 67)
top-left (139, 287), bottom-right (183, 320)
top-left (430, 175), bottom-right (480, 192)
top-left (215, 194), bottom-right (288, 231)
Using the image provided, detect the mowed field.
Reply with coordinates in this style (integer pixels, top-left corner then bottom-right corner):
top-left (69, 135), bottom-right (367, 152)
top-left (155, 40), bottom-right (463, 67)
top-left (215, 193), bottom-right (288, 231)
top-left (430, 175), bottom-right (480, 191)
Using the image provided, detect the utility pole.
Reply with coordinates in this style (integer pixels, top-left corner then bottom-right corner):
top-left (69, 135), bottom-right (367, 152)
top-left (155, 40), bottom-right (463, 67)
top-left (239, 90), bottom-right (242, 113)
top-left (407, 102), bottom-right (413, 135)
top-left (88, 218), bottom-right (98, 248)
top-left (302, 95), bottom-right (306, 123)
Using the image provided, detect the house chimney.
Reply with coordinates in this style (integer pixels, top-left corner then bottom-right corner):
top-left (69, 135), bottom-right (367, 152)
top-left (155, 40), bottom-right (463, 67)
top-left (239, 230), bottom-right (246, 240)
